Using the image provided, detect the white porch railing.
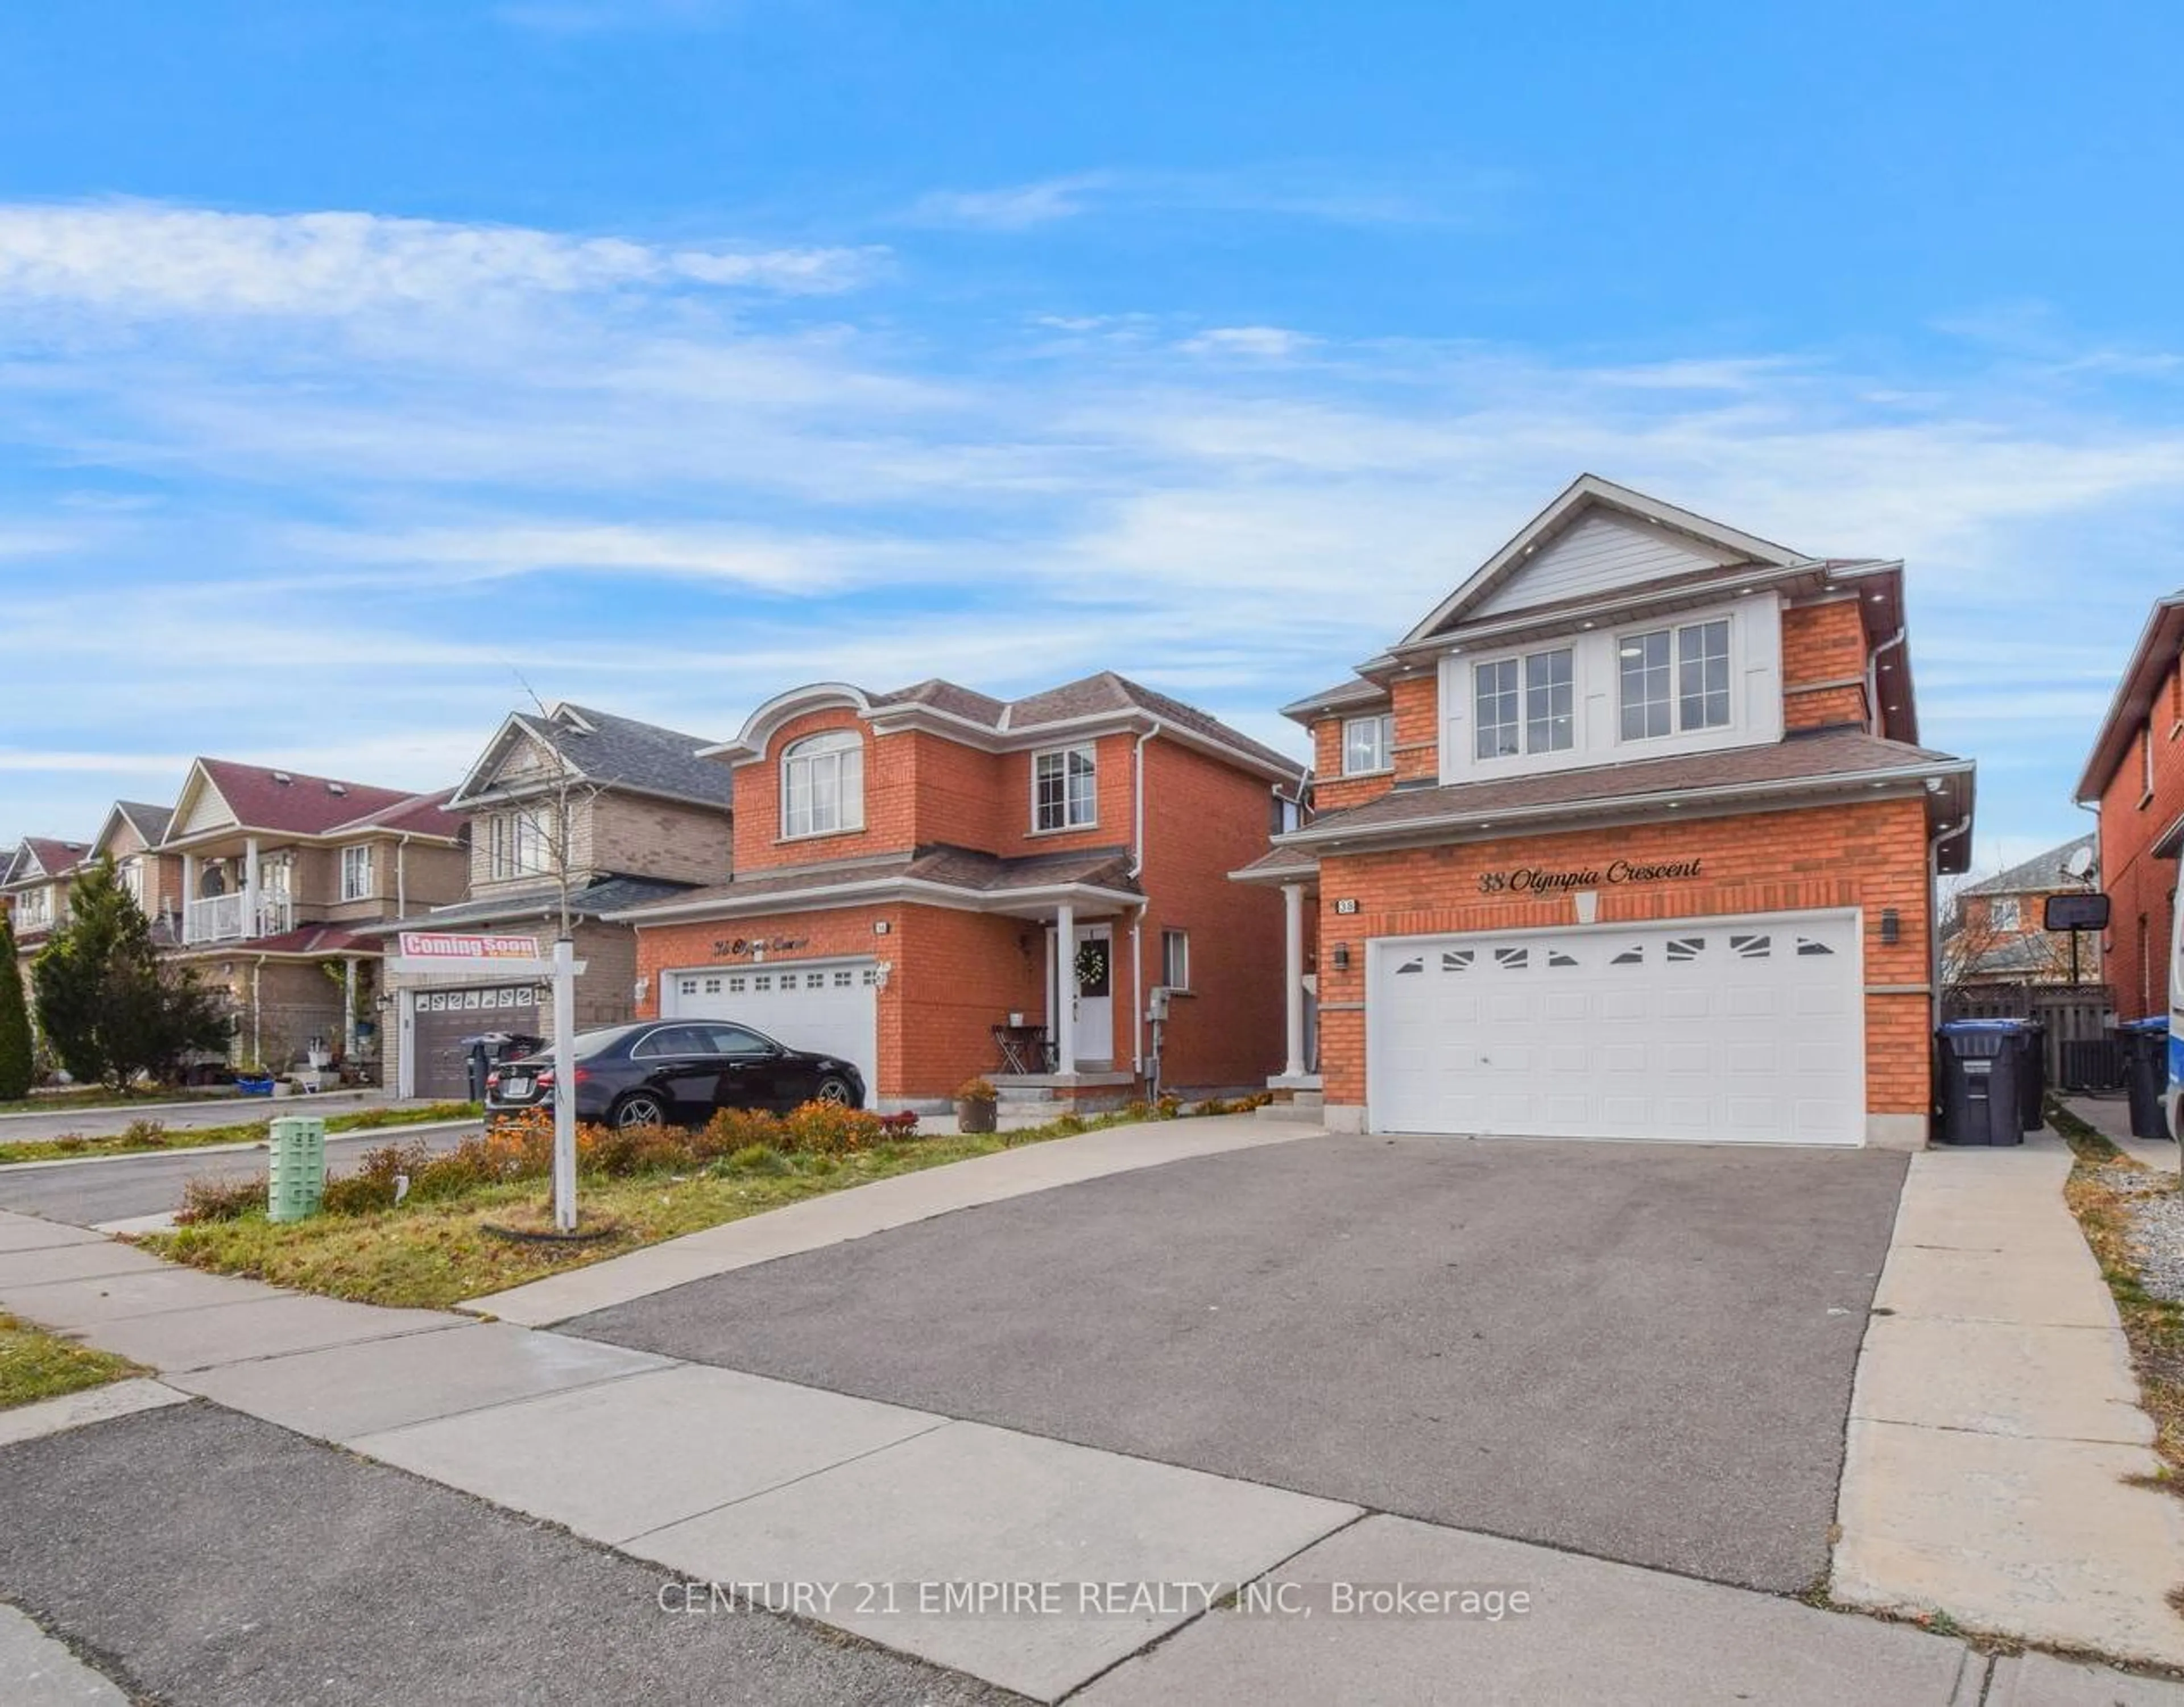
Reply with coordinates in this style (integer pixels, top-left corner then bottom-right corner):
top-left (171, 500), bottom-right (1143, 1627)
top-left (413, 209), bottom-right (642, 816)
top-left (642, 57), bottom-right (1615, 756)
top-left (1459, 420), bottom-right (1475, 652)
top-left (182, 892), bottom-right (294, 945)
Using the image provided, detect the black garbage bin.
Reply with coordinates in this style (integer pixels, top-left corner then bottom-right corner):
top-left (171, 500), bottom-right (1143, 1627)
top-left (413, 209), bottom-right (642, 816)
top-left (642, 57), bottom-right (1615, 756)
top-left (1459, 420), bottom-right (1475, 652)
top-left (2120, 1017), bottom-right (2173, 1144)
top-left (2020, 1021), bottom-right (2048, 1132)
top-left (1935, 1020), bottom-right (2032, 1147)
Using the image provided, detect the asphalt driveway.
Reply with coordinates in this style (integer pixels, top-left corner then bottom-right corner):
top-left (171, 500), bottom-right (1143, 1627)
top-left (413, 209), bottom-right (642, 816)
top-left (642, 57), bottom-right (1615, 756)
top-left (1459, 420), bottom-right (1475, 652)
top-left (569, 1133), bottom-right (1909, 1593)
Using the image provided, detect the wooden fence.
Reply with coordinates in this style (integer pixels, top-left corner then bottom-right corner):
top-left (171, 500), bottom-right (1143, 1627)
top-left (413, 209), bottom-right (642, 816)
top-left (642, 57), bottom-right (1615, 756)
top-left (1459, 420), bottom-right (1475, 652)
top-left (1941, 984), bottom-right (2121, 1090)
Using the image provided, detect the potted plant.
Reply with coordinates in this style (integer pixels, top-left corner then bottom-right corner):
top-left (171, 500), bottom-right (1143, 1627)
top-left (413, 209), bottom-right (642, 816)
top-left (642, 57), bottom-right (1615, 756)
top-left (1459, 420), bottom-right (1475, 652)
top-left (954, 1076), bottom-right (999, 1135)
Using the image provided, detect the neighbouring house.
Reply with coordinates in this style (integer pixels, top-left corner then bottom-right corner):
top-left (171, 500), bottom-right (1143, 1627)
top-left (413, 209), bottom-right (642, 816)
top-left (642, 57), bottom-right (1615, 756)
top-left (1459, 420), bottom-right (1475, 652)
top-left (1233, 474), bottom-right (1975, 1149)
top-left (1, 836), bottom-right (92, 971)
top-left (86, 800), bottom-right (184, 946)
top-left (156, 759), bottom-right (468, 1074)
top-left (615, 673), bottom-right (1306, 1113)
top-left (365, 702), bottom-right (737, 1100)
top-left (1942, 833), bottom-right (2104, 999)
top-left (2075, 592), bottom-right (2184, 1023)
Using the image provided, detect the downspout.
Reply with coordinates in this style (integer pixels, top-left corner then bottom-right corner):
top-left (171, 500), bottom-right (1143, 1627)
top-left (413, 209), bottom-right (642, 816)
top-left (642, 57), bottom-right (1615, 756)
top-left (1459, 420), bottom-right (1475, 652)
top-left (1867, 628), bottom-right (1907, 735)
top-left (1128, 725), bottom-right (1151, 1077)
top-left (1929, 812), bottom-right (1974, 1044)
top-left (396, 833), bottom-right (412, 917)
top-left (251, 955), bottom-right (267, 1071)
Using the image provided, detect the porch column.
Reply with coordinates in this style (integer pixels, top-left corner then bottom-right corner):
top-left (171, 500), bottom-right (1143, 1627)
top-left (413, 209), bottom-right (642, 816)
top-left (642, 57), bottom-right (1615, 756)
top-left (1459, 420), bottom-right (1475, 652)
top-left (180, 853), bottom-right (197, 940)
top-left (342, 957), bottom-right (360, 1061)
top-left (1282, 883), bottom-right (1307, 1079)
top-left (243, 837), bottom-right (261, 939)
top-left (1054, 901), bottom-right (1077, 1076)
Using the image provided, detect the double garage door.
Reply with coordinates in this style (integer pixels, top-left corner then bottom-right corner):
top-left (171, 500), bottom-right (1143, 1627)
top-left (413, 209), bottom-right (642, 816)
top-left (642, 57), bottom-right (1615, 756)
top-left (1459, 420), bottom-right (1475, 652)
top-left (1368, 912), bottom-right (1864, 1147)
top-left (663, 959), bottom-right (880, 1097)
top-left (410, 985), bottom-right (541, 1101)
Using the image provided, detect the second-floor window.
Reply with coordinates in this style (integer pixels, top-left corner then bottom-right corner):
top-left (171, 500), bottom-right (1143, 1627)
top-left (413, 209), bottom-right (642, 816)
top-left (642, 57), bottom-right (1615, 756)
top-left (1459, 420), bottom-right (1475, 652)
top-left (782, 729), bottom-right (864, 839)
top-left (487, 806), bottom-right (554, 880)
top-left (1033, 744), bottom-right (1098, 831)
top-left (340, 844), bottom-right (374, 902)
top-left (14, 887), bottom-right (51, 928)
top-left (1620, 618), bottom-right (1731, 742)
top-left (1989, 897), bottom-right (2021, 932)
top-left (1475, 648), bottom-right (1574, 760)
top-left (1343, 714), bottom-right (1392, 775)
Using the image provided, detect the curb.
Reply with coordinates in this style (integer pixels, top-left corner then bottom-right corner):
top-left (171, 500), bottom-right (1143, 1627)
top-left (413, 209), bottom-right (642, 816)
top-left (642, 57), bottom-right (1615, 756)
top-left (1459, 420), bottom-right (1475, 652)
top-left (0, 1118), bottom-right (484, 1173)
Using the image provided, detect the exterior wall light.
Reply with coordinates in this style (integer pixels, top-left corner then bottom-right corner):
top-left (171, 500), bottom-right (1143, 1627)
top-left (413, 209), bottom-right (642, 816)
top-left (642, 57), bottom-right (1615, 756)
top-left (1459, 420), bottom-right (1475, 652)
top-left (1332, 943), bottom-right (1351, 972)
top-left (1880, 908), bottom-right (1901, 945)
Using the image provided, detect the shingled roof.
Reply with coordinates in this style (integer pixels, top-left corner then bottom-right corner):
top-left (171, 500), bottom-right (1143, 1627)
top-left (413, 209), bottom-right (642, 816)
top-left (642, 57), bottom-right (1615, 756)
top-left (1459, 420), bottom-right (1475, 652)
top-left (1960, 833), bottom-right (2097, 897)
top-left (477, 703), bottom-right (736, 810)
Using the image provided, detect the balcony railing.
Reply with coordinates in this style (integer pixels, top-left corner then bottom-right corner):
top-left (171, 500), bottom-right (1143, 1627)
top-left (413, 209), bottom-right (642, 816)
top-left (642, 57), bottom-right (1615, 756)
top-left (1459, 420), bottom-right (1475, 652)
top-left (181, 892), bottom-right (294, 946)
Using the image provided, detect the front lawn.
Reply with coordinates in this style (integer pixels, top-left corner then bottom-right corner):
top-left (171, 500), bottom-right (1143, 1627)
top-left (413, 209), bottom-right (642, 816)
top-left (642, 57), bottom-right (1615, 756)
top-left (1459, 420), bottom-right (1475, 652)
top-left (0, 1086), bottom-right (243, 1116)
top-left (0, 1101), bottom-right (482, 1167)
top-left (140, 1100), bottom-right (1235, 1311)
top-left (0, 1312), bottom-right (145, 1410)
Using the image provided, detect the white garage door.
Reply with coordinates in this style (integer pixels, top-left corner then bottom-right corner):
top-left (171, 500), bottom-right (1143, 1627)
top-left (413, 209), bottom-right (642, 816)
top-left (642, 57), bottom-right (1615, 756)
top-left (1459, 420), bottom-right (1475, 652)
top-left (1368, 913), bottom-right (1864, 1147)
top-left (663, 960), bottom-right (880, 1094)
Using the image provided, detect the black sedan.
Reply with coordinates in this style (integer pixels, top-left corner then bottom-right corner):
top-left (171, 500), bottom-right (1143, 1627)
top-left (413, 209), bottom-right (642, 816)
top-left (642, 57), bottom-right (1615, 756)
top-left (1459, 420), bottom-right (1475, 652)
top-left (486, 1020), bottom-right (865, 1130)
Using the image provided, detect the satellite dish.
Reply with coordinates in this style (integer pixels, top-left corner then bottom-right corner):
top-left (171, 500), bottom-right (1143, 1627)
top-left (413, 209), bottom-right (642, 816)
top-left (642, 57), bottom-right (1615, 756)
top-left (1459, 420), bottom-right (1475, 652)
top-left (2063, 845), bottom-right (2096, 881)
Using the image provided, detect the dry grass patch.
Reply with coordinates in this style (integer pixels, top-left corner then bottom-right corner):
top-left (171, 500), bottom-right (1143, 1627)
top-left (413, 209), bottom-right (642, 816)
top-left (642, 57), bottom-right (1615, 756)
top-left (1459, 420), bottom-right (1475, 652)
top-left (2050, 1101), bottom-right (2184, 1486)
top-left (0, 1101), bottom-right (481, 1167)
top-left (0, 1312), bottom-right (144, 1410)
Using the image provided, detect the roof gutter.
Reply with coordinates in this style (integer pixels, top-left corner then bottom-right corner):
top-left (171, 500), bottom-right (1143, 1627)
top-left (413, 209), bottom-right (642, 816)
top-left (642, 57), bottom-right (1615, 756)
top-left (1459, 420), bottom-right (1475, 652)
top-left (1272, 758), bottom-right (1976, 854)
top-left (603, 874), bottom-right (1147, 927)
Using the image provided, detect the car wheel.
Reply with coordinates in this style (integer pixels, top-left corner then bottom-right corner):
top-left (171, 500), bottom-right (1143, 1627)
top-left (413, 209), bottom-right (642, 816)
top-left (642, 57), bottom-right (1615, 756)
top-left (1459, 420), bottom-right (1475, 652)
top-left (814, 1075), bottom-right (857, 1107)
top-left (614, 1093), bottom-right (668, 1130)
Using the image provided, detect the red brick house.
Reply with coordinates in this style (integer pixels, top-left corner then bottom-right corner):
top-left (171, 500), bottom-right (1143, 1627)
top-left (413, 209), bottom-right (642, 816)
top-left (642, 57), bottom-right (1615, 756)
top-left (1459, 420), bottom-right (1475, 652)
top-left (1235, 474), bottom-right (1975, 1148)
top-left (617, 674), bottom-right (1306, 1111)
top-left (1942, 833), bottom-right (2103, 997)
top-left (2075, 592), bottom-right (2184, 1022)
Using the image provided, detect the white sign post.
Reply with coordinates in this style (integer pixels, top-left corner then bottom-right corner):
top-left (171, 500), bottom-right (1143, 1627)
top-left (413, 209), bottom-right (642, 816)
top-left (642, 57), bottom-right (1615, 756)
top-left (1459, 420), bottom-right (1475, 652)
top-left (384, 932), bottom-right (585, 1230)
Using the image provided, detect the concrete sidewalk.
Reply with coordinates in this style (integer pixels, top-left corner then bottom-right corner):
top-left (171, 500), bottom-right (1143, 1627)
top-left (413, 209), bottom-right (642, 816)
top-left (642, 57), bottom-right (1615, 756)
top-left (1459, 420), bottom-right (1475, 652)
top-left (2065, 1093), bottom-right (2183, 1176)
top-left (466, 1113), bottom-right (1322, 1325)
top-left (9, 1146), bottom-right (2184, 1704)
top-left (1834, 1131), bottom-right (2184, 1667)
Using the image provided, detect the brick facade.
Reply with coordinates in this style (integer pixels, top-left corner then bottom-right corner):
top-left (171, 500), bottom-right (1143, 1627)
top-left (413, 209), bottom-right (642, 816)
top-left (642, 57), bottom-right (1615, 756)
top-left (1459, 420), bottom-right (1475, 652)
top-left (2098, 655), bottom-right (2184, 1019)
top-left (1309, 799), bottom-right (1933, 1120)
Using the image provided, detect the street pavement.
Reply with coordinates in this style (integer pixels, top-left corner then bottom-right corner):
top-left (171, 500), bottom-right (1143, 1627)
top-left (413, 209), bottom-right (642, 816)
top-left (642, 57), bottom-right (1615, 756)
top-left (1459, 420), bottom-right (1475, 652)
top-left (0, 1120), bottom-right (480, 1226)
top-left (564, 1132), bottom-right (1908, 1593)
top-left (0, 1088), bottom-right (401, 1146)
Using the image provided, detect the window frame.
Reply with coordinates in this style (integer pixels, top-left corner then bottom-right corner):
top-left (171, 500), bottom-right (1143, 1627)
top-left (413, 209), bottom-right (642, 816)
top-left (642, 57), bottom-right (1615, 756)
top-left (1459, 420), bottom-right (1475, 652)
top-left (1988, 896), bottom-right (2022, 933)
top-left (1342, 713), bottom-right (1393, 776)
top-left (780, 729), bottom-right (866, 841)
top-left (14, 886), bottom-right (51, 928)
top-left (1031, 742), bottom-right (1099, 833)
top-left (339, 843), bottom-right (374, 903)
top-left (1473, 646), bottom-right (1574, 762)
top-left (1161, 927), bottom-right (1190, 991)
top-left (487, 805), bottom-right (553, 881)
top-left (1618, 617), bottom-right (1734, 745)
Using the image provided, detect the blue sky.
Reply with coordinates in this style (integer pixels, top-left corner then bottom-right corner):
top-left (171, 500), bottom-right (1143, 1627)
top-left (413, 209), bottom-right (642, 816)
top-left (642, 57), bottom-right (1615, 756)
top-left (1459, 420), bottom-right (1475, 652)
top-left (1, 1), bottom-right (2179, 874)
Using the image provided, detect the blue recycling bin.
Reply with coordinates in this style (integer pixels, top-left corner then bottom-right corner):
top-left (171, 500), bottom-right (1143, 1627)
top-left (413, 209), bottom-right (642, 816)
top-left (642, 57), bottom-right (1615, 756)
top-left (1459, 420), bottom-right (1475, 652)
top-left (2119, 1017), bottom-right (2173, 1144)
top-left (1935, 1020), bottom-right (2036, 1146)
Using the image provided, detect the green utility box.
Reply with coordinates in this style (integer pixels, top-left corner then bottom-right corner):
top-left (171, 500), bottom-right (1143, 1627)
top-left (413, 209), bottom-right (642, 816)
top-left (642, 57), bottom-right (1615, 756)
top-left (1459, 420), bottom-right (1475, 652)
top-left (267, 1115), bottom-right (328, 1222)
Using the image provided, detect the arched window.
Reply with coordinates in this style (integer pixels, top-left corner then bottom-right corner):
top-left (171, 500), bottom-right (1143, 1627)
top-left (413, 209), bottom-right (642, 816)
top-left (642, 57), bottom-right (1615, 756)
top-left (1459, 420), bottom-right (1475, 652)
top-left (781, 730), bottom-right (864, 838)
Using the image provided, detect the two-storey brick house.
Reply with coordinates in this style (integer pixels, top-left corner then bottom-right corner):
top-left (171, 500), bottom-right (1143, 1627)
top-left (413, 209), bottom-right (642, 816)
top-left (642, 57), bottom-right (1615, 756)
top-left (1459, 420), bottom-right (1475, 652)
top-left (2075, 593), bottom-right (2184, 1026)
top-left (370, 702), bottom-right (737, 1099)
top-left (618, 673), bottom-right (1306, 1111)
top-left (1235, 475), bottom-right (1975, 1148)
top-left (158, 759), bottom-right (468, 1072)
top-left (1943, 833), bottom-right (2103, 997)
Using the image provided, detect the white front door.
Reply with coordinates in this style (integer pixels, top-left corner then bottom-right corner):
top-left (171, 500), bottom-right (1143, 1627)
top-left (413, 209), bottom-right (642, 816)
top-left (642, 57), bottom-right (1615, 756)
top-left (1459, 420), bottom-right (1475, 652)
top-left (1367, 911), bottom-right (1865, 1146)
top-left (1072, 924), bottom-right (1115, 1065)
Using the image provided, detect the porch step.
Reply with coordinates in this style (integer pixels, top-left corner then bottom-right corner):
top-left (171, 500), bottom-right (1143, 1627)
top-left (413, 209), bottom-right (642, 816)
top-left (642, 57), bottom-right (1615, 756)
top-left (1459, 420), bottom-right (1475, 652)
top-left (1258, 1091), bottom-right (1325, 1122)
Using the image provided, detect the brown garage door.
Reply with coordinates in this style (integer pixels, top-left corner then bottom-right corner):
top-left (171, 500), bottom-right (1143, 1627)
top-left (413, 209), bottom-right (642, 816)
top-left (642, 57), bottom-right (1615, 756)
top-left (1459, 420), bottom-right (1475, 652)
top-left (412, 985), bottom-right (541, 1100)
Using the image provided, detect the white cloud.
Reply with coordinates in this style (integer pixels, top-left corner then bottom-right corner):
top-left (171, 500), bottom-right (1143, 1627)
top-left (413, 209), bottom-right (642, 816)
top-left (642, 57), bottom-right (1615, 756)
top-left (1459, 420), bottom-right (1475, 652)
top-left (1178, 326), bottom-right (1314, 361)
top-left (0, 203), bottom-right (877, 319)
top-left (900, 175), bottom-right (1112, 232)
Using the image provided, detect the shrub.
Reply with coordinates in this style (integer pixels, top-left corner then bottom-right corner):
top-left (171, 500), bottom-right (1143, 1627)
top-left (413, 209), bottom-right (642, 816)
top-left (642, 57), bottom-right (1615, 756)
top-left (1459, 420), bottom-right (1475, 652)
top-left (779, 1100), bottom-right (886, 1158)
top-left (119, 1118), bottom-right (168, 1148)
top-left (1049, 1110), bottom-right (1088, 1135)
top-left (320, 1172), bottom-right (399, 1215)
top-left (722, 1143), bottom-right (789, 1175)
top-left (876, 1110), bottom-right (920, 1138)
top-left (697, 1106), bottom-right (784, 1159)
top-left (1155, 1093), bottom-right (1183, 1119)
top-left (52, 1135), bottom-right (87, 1154)
top-left (179, 1173), bottom-right (266, 1223)
top-left (954, 1077), bottom-right (997, 1103)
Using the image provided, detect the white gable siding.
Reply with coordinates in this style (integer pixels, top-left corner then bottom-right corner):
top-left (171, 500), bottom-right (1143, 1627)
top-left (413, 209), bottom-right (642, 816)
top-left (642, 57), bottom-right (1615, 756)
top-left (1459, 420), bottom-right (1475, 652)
top-left (1469, 512), bottom-right (1745, 621)
top-left (175, 775), bottom-right (237, 837)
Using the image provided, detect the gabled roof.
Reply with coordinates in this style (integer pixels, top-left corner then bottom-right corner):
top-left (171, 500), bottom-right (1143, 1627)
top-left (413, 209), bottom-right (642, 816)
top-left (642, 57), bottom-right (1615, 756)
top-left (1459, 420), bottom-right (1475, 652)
top-left (3, 837), bottom-right (90, 887)
top-left (1401, 474), bottom-right (1812, 643)
top-left (171, 759), bottom-right (414, 840)
top-left (1960, 833), bottom-right (2098, 897)
top-left (94, 800), bottom-right (175, 856)
top-left (710, 672), bottom-right (1305, 785)
top-left (451, 702), bottom-right (736, 812)
top-left (2075, 594), bottom-right (2184, 801)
